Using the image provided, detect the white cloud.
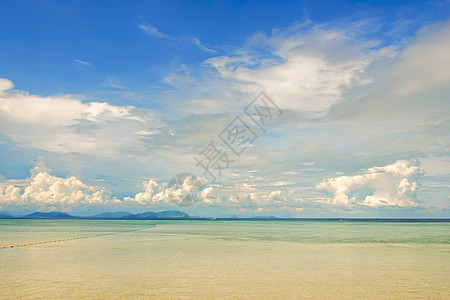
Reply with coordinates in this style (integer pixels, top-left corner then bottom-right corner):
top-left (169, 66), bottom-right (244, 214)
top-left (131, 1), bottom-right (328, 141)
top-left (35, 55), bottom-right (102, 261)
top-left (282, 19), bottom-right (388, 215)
top-left (122, 176), bottom-right (300, 210)
top-left (103, 77), bottom-right (128, 89)
top-left (0, 78), bottom-right (14, 96)
top-left (329, 22), bottom-right (450, 123)
top-left (123, 175), bottom-right (213, 206)
top-left (316, 160), bottom-right (423, 208)
top-left (0, 159), bottom-right (426, 214)
top-left (138, 24), bottom-right (168, 39)
top-left (139, 24), bottom-right (216, 53)
top-left (389, 23), bottom-right (450, 98)
top-left (226, 188), bottom-right (299, 209)
top-left (0, 163), bottom-right (115, 211)
top-left (189, 36), bottom-right (216, 53)
top-left (205, 21), bottom-right (395, 114)
top-left (0, 164), bottom-right (218, 211)
top-left (74, 59), bottom-right (91, 66)
top-left (284, 171), bottom-right (299, 175)
top-left (0, 78), bottom-right (162, 154)
top-left (271, 181), bottom-right (291, 186)
top-left (163, 64), bottom-right (197, 89)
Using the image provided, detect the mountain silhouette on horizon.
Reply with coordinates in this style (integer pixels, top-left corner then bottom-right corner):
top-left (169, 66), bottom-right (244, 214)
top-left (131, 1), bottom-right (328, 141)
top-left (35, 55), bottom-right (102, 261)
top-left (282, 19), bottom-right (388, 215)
top-left (0, 210), bottom-right (191, 219)
top-left (0, 212), bottom-right (13, 218)
top-left (24, 211), bottom-right (76, 218)
top-left (93, 210), bottom-right (190, 219)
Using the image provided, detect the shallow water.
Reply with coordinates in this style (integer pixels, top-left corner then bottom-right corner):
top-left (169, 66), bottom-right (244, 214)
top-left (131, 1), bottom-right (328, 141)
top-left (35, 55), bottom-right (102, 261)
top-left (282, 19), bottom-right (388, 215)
top-left (1, 220), bottom-right (449, 299)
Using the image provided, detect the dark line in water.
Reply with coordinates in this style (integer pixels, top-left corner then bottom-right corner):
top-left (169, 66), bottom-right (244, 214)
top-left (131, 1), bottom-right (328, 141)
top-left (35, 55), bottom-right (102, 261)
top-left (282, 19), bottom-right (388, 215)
top-left (0, 224), bottom-right (156, 250)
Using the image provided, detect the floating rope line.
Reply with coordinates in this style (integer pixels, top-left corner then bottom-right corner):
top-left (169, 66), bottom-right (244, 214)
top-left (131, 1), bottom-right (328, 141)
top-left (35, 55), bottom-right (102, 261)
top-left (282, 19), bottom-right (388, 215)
top-left (0, 224), bottom-right (156, 250)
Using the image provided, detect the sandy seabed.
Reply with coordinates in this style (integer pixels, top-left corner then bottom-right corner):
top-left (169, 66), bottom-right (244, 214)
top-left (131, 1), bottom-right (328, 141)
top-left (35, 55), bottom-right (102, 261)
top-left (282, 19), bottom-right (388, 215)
top-left (1, 221), bottom-right (449, 299)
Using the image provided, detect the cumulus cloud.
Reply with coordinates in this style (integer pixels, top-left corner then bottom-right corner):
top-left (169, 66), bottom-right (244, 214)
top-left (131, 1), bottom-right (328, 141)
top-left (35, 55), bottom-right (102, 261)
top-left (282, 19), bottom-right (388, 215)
top-left (0, 78), bottom-right (14, 96)
top-left (316, 160), bottom-right (423, 208)
top-left (0, 163), bottom-right (115, 211)
top-left (205, 20), bottom-right (395, 114)
top-left (0, 164), bottom-right (218, 211)
top-left (0, 78), bottom-right (162, 154)
top-left (123, 176), bottom-right (302, 210)
top-left (227, 188), bottom-right (299, 209)
top-left (123, 174), bottom-right (213, 206)
top-left (2, 159), bottom-right (425, 214)
top-left (0, 163), bottom-right (303, 213)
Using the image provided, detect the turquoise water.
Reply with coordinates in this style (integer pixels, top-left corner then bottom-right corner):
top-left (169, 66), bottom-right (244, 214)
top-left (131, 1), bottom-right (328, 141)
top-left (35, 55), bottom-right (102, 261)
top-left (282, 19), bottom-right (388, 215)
top-left (1, 220), bottom-right (449, 298)
top-left (1, 220), bottom-right (449, 247)
top-left (147, 220), bottom-right (450, 244)
top-left (0, 219), bottom-right (155, 248)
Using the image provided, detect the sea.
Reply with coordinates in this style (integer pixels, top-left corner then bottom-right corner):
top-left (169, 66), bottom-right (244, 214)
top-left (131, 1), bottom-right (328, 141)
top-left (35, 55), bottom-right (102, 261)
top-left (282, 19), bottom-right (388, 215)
top-left (0, 219), bottom-right (449, 299)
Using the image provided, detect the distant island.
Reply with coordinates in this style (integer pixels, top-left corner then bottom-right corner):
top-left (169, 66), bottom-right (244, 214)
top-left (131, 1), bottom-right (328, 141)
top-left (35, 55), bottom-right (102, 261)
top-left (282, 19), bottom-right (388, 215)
top-left (0, 213), bottom-right (14, 219)
top-left (0, 210), bottom-right (192, 220)
top-left (24, 211), bottom-right (76, 219)
top-left (92, 210), bottom-right (191, 219)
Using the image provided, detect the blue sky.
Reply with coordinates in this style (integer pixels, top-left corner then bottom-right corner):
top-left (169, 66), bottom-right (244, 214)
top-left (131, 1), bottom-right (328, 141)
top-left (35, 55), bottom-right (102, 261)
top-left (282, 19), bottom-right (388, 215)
top-left (0, 0), bottom-right (449, 217)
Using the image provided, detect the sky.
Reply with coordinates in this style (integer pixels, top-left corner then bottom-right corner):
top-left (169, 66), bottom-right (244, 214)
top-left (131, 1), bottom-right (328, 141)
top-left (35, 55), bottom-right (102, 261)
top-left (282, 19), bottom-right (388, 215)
top-left (0, 0), bottom-right (449, 217)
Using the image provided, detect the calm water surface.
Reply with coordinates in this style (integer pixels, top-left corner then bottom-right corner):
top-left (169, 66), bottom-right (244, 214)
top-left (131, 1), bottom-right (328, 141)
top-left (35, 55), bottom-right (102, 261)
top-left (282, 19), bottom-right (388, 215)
top-left (0, 220), bottom-right (449, 298)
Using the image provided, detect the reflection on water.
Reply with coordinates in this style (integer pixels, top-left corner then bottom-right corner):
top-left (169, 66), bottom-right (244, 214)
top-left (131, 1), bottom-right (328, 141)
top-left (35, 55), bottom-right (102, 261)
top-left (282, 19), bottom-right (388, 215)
top-left (1, 220), bottom-right (449, 298)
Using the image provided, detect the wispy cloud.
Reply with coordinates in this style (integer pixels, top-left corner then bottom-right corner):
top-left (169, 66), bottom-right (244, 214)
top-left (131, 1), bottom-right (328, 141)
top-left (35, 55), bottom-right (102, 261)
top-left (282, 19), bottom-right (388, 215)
top-left (189, 36), bottom-right (217, 53)
top-left (138, 24), bottom-right (168, 39)
top-left (103, 77), bottom-right (128, 89)
top-left (138, 23), bottom-right (216, 53)
top-left (74, 59), bottom-right (91, 66)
